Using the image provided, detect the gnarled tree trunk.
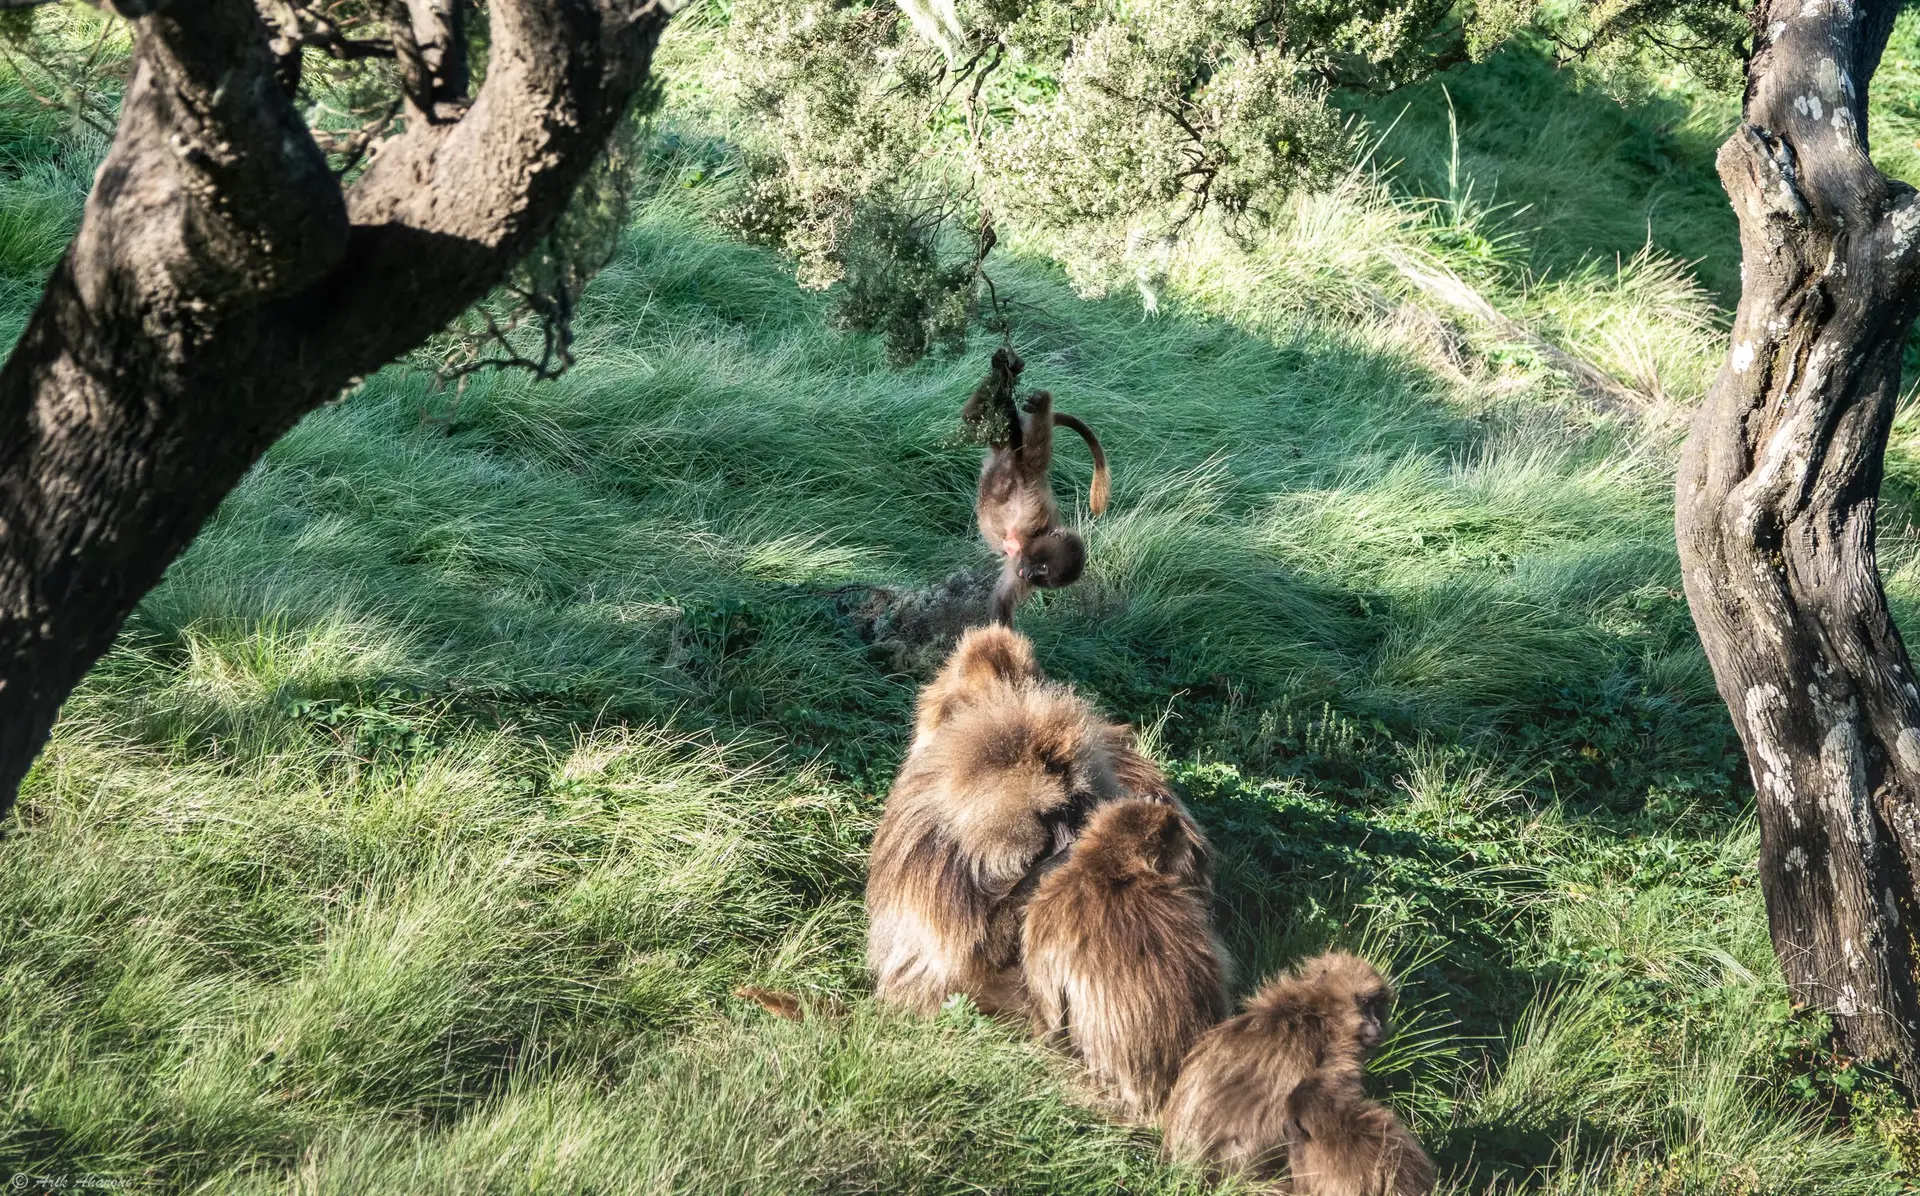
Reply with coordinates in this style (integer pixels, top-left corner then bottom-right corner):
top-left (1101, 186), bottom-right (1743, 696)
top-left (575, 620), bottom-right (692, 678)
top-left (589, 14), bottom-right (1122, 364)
top-left (0, 0), bottom-right (669, 816)
top-left (1677, 0), bottom-right (1920, 1083)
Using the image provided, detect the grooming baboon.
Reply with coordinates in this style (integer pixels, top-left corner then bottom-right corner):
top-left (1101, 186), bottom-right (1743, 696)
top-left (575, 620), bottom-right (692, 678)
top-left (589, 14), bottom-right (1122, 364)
top-left (1024, 798), bottom-right (1228, 1118)
top-left (963, 348), bottom-right (1110, 625)
top-left (909, 623), bottom-right (1041, 755)
top-left (909, 630), bottom-right (1183, 819)
top-left (1161, 952), bottom-right (1433, 1196)
top-left (866, 640), bottom-right (1125, 1016)
top-left (870, 627), bottom-right (1202, 1017)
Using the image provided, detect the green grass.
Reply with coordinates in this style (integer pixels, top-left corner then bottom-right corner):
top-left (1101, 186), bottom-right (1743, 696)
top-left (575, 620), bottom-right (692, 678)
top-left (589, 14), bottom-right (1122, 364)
top-left (1346, 42), bottom-right (1742, 301)
top-left (9, 23), bottom-right (1920, 1196)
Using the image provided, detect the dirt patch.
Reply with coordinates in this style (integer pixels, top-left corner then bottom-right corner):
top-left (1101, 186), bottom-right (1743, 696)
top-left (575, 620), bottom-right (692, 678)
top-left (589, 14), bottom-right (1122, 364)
top-left (831, 566), bottom-right (998, 676)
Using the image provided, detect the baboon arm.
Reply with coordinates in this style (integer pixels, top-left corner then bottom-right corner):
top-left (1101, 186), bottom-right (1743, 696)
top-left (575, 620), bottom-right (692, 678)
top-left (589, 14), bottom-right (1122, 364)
top-left (983, 852), bottom-right (1060, 981)
top-left (991, 567), bottom-right (1026, 626)
top-left (1017, 391), bottom-right (1054, 479)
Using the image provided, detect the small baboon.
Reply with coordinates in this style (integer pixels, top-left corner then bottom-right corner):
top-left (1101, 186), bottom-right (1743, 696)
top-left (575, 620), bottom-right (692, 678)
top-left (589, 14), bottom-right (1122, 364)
top-left (963, 348), bottom-right (1110, 625)
top-left (866, 642), bottom-right (1125, 1016)
top-left (1288, 1078), bottom-right (1435, 1196)
top-left (1024, 799), bottom-right (1228, 1119)
top-left (1161, 952), bottom-right (1433, 1196)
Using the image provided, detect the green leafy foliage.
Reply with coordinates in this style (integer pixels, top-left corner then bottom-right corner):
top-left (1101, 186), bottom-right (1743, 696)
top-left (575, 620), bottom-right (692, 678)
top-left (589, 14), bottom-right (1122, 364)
top-left (705, 0), bottom-right (1750, 354)
top-left (830, 201), bottom-right (976, 362)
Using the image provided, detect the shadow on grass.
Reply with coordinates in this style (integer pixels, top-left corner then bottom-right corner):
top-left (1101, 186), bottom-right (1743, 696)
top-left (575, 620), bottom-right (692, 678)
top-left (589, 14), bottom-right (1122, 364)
top-left (21, 183), bottom-right (1765, 1191)
top-left (1344, 42), bottom-right (1739, 301)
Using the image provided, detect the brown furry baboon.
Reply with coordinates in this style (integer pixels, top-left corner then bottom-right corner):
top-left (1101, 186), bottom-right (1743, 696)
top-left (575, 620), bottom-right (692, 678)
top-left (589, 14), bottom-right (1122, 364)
top-left (909, 631), bottom-right (1183, 815)
top-left (909, 624), bottom-right (1041, 755)
top-left (1161, 952), bottom-right (1433, 1196)
top-left (1287, 1078), bottom-right (1435, 1196)
top-left (1023, 799), bottom-right (1228, 1118)
top-left (866, 642), bottom-right (1125, 1016)
top-left (963, 348), bottom-right (1110, 625)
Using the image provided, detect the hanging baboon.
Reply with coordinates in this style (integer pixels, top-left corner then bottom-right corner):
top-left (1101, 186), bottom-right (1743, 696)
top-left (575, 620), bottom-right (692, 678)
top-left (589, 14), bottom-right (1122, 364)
top-left (964, 348), bottom-right (1109, 625)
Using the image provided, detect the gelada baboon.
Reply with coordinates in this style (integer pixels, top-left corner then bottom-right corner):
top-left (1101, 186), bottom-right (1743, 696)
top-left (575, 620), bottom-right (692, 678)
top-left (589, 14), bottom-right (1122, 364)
top-left (963, 348), bottom-right (1110, 625)
top-left (866, 628), bottom-right (1126, 1016)
top-left (1023, 798), bottom-right (1227, 1119)
top-left (909, 622), bottom-right (1042, 756)
top-left (1162, 952), bottom-right (1433, 1196)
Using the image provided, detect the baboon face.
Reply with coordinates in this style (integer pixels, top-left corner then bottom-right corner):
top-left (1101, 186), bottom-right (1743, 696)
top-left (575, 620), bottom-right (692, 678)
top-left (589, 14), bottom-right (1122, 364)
top-left (1294, 953), bottom-right (1393, 1051)
top-left (1338, 964), bottom-right (1392, 1051)
top-left (1021, 529), bottom-right (1085, 588)
top-left (1022, 736), bottom-right (1104, 842)
top-left (1354, 989), bottom-right (1389, 1050)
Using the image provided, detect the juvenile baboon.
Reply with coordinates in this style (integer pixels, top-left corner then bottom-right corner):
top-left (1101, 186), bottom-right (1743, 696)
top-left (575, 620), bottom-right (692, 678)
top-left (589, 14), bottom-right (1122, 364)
top-left (963, 348), bottom-right (1110, 625)
top-left (1161, 952), bottom-right (1433, 1196)
top-left (1023, 799), bottom-right (1228, 1119)
top-left (866, 644), bottom-right (1124, 1016)
top-left (1287, 1078), bottom-right (1435, 1196)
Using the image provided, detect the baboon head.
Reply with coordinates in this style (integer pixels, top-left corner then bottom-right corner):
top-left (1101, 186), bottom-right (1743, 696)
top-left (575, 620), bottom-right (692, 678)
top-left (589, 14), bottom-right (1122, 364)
top-left (1077, 799), bottom-right (1206, 881)
top-left (1020, 528), bottom-right (1086, 588)
top-left (934, 684), bottom-right (1114, 861)
top-left (1298, 952), bottom-right (1394, 1051)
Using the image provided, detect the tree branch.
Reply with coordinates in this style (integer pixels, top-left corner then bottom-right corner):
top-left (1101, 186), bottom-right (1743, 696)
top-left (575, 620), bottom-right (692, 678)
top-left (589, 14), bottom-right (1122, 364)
top-left (424, 0), bottom-right (468, 105)
top-left (0, 0), bottom-right (671, 814)
top-left (387, 0), bottom-right (434, 118)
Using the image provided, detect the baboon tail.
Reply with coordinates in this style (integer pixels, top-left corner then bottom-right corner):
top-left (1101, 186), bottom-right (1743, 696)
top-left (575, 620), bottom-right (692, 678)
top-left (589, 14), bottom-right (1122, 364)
top-left (1051, 412), bottom-right (1109, 516)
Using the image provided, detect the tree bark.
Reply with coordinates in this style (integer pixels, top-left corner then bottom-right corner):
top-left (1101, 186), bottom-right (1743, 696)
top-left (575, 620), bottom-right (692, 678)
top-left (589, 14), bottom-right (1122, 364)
top-left (0, 0), bottom-right (669, 814)
top-left (1676, 0), bottom-right (1920, 1084)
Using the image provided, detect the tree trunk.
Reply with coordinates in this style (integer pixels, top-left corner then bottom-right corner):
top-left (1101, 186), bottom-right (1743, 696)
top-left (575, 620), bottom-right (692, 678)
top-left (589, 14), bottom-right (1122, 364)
top-left (1676, 0), bottom-right (1920, 1084)
top-left (0, 0), bottom-right (669, 815)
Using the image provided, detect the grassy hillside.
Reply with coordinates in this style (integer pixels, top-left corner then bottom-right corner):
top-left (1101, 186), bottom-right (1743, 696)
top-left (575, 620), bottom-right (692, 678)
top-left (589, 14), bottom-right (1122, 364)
top-left (9, 16), bottom-right (1920, 1196)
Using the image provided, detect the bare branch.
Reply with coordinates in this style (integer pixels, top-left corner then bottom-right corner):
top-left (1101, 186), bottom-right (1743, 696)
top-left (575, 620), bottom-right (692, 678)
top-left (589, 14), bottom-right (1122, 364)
top-left (440, 285), bottom-right (579, 381)
top-left (386, 0), bottom-right (433, 118)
